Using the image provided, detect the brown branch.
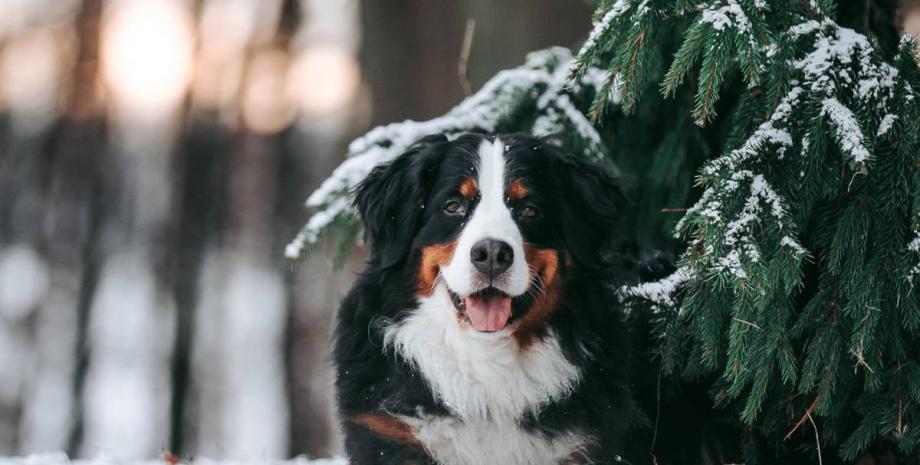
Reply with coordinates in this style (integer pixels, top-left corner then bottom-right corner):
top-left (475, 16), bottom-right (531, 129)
top-left (784, 397), bottom-right (819, 441)
top-left (458, 18), bottom-right (476, 96)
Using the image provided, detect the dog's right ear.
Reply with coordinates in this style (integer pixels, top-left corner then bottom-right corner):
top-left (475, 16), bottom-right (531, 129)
top-left (354, 134), bottom-right (449, 268)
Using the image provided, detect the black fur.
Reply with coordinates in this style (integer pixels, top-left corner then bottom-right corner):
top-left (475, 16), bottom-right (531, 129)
top-left (333, 133), bottom-right (726, 465)
top-left (355, 133), bottom-right (450, 268)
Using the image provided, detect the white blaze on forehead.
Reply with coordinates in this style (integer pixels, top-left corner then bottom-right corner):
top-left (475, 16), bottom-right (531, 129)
top-left (440, 138), bottom-right (530, 297)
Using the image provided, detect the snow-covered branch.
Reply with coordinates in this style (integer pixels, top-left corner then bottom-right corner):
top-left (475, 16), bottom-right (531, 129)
top-left (286, 47), bottom-right (612, 259)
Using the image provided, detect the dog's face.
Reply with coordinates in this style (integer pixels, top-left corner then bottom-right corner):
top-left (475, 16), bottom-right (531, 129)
top-left (355, 133), bottom-right (624, 342)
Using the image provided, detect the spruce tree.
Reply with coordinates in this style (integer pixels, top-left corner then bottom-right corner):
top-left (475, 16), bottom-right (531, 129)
top-left (289, 0), bottom-right (920, 462)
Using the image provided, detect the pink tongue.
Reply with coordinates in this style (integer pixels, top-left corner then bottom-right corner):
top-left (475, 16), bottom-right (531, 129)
top-left (463, 293), bottom-right (512, 332)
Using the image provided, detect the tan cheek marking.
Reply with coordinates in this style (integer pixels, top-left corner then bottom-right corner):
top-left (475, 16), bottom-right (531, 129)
top-left (507, 179), bottom-right (528, 201)
top-left (513, 246), bottom-right (562, 349)
top-left (417, 242), bottom-right (457, 296)
top-left (459, 177), bottom-right (478, 199)
top-left (560, 449), bottom-right (593, 465)
top-left (350, 412), bottom-right (423, 449)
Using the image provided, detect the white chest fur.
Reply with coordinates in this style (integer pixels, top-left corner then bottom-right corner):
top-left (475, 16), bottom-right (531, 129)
top-left (382, 285), bottom-right (588, 464)
top-left (383, 284), bottom-right (582, 421)
top-left (400, 415), bottom-right (592, 465)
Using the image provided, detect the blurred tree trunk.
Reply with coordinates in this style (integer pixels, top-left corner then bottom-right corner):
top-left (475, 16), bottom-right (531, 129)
top-left (462, 0), bottom-right (593, 87)
top-left (0, 0), bottom-right (598, 458)
top-left (359, 0), bottom-right (465, 123)
top-left (4, 0), bottom-right (106, 456)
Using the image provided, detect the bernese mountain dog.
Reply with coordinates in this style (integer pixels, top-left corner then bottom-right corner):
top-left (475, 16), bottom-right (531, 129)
top-left (333, 133), bottom-right (718, 465)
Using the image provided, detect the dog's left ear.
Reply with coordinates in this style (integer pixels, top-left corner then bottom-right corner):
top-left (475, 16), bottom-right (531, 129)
top-left (550, 147), bottom-right (629, 271)
top-left (353, 134), bottom-right (449, 268)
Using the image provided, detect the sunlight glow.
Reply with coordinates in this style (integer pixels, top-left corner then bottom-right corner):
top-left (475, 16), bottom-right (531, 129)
top-left (0, 27), bottom-right (70, 131)
top-left (101, 0), bottom-right (194, 117)
top-left (287, 45), bottom-right (360, 115)
top-left (242, 51), bottom-right (297, 134)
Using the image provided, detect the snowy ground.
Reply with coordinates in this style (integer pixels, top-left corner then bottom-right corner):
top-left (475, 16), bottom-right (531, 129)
top-left (0, 455), bottom-right (346, 465)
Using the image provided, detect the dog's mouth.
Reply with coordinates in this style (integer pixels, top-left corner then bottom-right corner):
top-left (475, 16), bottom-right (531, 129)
top-left (448, 287), bottom-right (513, 332)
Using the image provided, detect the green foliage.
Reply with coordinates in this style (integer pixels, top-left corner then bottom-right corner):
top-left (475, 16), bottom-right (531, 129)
top-left (285, 47), bottom-right (616, 262)
top-left (575, 0), bottom-right (920, 461)
top-left (295, 0), bottom-right (920, 461)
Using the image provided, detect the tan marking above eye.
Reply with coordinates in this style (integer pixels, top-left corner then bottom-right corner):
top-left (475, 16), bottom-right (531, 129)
top-left (459, 177), bottom-right (478, 199)
top-left (350, 412), bottom-right (423, 448)
top-left (418, 242), bottom-right (458, 296)
top-left (507, 179), bottom-right (528, 201)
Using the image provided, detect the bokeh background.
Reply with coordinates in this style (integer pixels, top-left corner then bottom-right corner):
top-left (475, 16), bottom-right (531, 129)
top-left (0, 0), bottom-right (595, 460)
top-left (0, 0), bottom-right (918, 461)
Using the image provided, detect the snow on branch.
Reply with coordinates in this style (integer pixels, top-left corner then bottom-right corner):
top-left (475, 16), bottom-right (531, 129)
top-left (573, 0), bottom-right (630, 69)
top-left (820, 98), bottom-right (871, 164)
top-left (701, 86), bottom-right (801, 178)
top-left (877, 114), bottom-right (897, 137)
top-left (286, 47), bottom-right (612, 259)
top-left (908, 223), bottom-right (920, 280)
top-left (794, 21), bottom-right (898, 102)
top-left (569, 0), bottom-right (655, 81)
top-left (701, 0), bottom-right (752, 33)
top-left (675, 17), bottom-right (906, 284)
top-left (618, 267), bottom-right (691, 311)
top-left (678, 84), bottom-right (805, 268)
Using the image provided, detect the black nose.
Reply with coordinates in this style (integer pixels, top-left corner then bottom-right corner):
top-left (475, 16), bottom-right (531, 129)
top-left (470, 239), bottom-right (513, 278)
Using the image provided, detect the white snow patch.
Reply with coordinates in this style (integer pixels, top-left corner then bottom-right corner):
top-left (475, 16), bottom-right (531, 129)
top-left (719, 249), bottom-right (749, 279)
top-left (789, 19), bottom-right (826, 37)
top-left (877, 114), bottom-right (897, 137)
top-left (703, 86), bottom-right (801, 176)
top-left (781, 236), bottom-right (807, 256)
top-left (795, 23), bottom-right (898, 101)
top-left (619, 267), bottom-right (691, 308)
top-left (192, 253), bottom-right (290, 459)
top-left (701, 1), bottom-right (751, 33)
top-left (908, 231), bottom-right (920, 278)
top-left (821, 98), bottom-right (871, 164)
top-left (634, 0), bottom-right (651, 17)
top-left (0, 244), bottom-right (49, 320)
top-left (908, 234), bottom-right (920, 253)
top-left (80, 253), bottom-right (175, 459)
top-left (284, 196), bottom-right (349, 258)
top-left (287, 47), bottom-right (611, 258)
top-left (576, 0), bottom-right (629, 59)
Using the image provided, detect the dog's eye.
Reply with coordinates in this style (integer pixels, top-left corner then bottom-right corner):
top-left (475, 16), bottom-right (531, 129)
top-left (520, 205), bottom-right (539, 219)
top-left (443, 200), bottom-right (466, 216)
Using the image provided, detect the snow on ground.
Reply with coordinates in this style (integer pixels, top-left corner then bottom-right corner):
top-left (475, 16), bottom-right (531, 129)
top-left (0, 455), bottom-right (345, 465)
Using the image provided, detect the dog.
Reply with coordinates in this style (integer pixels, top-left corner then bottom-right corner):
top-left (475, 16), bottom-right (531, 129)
top-left (332, 133), bottom-right (714, 465)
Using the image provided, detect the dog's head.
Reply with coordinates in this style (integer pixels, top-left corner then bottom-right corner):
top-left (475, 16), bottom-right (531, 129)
top-left (355, 133), bottom-right (626, 341)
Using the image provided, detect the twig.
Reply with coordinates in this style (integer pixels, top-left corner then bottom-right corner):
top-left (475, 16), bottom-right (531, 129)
top-left (458, 18), bottom-right (476, 96)
top-left (732, 317), bottom-right (762, 330)
top-left (808, 411), bottom-right (823, 465)
top-left (784, 398), bottom-right (818, 440)
top-left (649, 367), bottom-right (663, 455)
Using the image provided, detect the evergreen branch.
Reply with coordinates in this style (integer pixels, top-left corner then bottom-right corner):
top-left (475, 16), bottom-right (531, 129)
top-left (612, 27), bottom-right (647, 114)
top-left (569, 0), bottom-right (633, 81)
top-left (661, 20), bottom-right (708, 97)
top-left (287, 48), bottom-right (614, 260)
top-left (785, 397), bottom-right (819, 440)
top-left (691, 31), bottom-right (732, 124)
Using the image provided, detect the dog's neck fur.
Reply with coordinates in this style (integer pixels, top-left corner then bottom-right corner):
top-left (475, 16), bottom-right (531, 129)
top-left (383, 283), bottom-right (582, 422)
top-left (381, 283), bottom-right (591, 465)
